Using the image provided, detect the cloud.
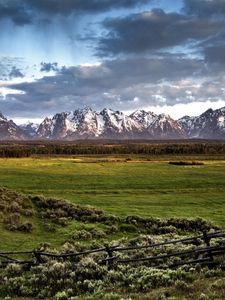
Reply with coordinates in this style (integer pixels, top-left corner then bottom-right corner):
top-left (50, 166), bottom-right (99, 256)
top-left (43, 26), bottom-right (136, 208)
top-left (1, 1), bottom-right (225, 119)
top-left (184, 0), bottom-right (225, 17)
top-left (0, 0), bottom-right (150, 26)
top-left (204, 44), bottom-right (225, 65)
top-left (0, 1), bottom-right (31, 25)
top-left (143, 100), bottom-right (225, 120)
top-left (199, 30), bottom-right (225, 66)
top-left (1, 56), bottom-right (210, 117)
top-left (97, 9), bottom-right (223, 56)
top-left (40, 62), bottom-right (60, 72)
top-left (0, 57), bottom-right (26, 81)
top-left (8, 56), bottom-right (205, 95)
top-left (26, 0), bottom-right (149, 15)
top-left (9, 67), bottom-right (24, 79)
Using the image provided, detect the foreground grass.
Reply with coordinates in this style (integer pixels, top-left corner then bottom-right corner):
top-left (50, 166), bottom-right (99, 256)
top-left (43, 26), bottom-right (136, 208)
top-left (1, 188), bottom-right (225, 300)
top-left (0, 156), bottom-right (225, 227)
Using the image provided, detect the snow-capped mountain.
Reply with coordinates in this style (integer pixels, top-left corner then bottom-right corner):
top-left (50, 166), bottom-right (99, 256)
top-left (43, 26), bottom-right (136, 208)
top-left (69, 107), bottom-right (104, 138)
top-left (1, 106), bottom-right (225, 140)
top-left (147, 114), bottom-right (186, 138)
top-left (37, 108), bottom-right (104, 139)
top-left (35, 107), bottom-right (186, 140)
top-left (129, 110), bottom-right (157, 129)
top-left (20, 122), bottom-right (39, 137)
top-left (0, 113), bottom-right (28, 140)
top-left (99, 108), bottom-right (141, 138)
top-left (178, 107), bottom-right (225, 138)
top-left (35, 106), bottom-right (225, 139)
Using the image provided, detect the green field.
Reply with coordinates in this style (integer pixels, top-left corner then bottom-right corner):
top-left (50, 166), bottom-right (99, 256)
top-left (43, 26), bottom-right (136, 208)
top-left (1, 156), bottom-right (225, 300)
top-left (0, 156), bottom-right (225, 226)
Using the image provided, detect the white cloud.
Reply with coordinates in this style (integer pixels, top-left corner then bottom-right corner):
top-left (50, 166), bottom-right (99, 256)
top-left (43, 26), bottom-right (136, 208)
top-left (0, 86), bottom-right (25, 99)
top-left (142, 100), bottom-right (225, 119)
top-left (11, 117), bottom-right (45, 125)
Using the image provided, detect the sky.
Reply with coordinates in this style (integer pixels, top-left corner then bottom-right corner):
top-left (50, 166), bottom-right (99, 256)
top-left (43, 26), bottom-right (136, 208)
top-left (0, 0), bottom-right (225, 123)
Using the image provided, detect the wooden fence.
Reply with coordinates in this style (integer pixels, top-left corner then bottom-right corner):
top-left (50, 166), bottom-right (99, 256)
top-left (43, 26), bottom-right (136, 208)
top-left (1, 231), bottom-right (225, 269)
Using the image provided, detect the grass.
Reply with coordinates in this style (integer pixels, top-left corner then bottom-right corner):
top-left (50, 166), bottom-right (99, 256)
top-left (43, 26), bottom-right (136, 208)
top-left (1, 154), bottom-right (225, 300)
top-left (0, 156), bottom-right (224, 227)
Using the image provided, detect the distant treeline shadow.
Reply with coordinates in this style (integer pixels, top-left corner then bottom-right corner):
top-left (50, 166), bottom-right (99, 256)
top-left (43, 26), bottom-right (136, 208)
top-left (169, 161), bottom-right (204, 166)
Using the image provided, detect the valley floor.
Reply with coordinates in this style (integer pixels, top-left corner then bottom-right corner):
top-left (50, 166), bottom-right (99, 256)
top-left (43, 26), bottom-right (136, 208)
top-left (1, 155), bottom-right (225, 299)
top-left (0, 155), bottom-right (224, 225)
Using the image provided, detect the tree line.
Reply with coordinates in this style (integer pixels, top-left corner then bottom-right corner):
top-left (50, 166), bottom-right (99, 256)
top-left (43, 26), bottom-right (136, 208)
top-left (0, 140), bottom-right (225, 157)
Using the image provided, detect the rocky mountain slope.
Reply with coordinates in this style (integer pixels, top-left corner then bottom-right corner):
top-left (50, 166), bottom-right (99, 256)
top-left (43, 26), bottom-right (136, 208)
top-left (35, 107), bottom-right (185, 140)
top-left (0, 113), bottom-right (28, 140)
top-left (1, 106), bottom-right (225, 140)
top-left (178, 107), bottom-right (225, 139)
top-left (20, 122), bottom-right (39, 137)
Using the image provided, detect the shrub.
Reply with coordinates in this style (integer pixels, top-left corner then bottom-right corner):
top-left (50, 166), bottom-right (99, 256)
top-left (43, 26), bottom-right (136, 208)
top-left (18, 222), bottom-right (33, 233)
top-left (54, 291), bottom-right (68, 300)
top-left (5, 263), bottom-right (23, 277)
top-left (3, 213), bottom-right (20, 229)
top-left (76, 257), bottom-right (107, 281)
top-left (90, 227), bottom-right (106, 239)
top-left (175, 280), bottom-right (189, 291)
top-left (119, 224), bottom-right (138, 233)
top-left (104, 293), bottom-right (123, 300)
top-left (211, 279), bottom-right (225, 290)
top-left (72, 229), bottom-right (92, 241)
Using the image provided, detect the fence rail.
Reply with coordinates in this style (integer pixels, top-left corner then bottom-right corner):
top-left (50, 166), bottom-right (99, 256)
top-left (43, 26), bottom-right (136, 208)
top-left (1, 231), bottom-right (225, 269)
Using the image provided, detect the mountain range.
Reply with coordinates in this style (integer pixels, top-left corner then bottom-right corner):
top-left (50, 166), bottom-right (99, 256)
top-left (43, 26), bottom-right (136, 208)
top-left (1, 107), bottom-right (225, 140)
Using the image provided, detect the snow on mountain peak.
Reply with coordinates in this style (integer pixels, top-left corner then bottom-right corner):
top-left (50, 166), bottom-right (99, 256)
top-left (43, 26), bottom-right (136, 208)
top-left (129, 110), bottom-right (157, 129)
top-left (27, 107), bottom-right (193, 139)
top-left (2, 106), bottom-right (225, 140)
top-left (218, 116), bottom-right (225, 128)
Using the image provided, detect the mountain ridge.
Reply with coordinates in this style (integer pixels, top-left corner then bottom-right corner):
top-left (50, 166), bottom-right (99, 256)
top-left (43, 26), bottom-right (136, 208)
top-left (1, 106), bottom-right (225, 140)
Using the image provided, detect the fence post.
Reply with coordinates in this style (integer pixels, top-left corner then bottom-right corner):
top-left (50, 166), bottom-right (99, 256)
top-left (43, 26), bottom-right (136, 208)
top-left (33, 251), bottom-right (43, 264)
top-left (203, 231), bottom-right (214, 261)
top-left (105, 246), bottom-right (114, 267)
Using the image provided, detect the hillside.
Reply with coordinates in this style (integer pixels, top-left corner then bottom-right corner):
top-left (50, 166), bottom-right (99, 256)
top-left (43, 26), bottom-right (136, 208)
top-left (1, 188), bottom-right (225, 300)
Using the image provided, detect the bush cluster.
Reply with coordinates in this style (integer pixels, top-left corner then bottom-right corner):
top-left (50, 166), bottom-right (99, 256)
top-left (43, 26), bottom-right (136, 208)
top-left (31, 195), bottom-right (218, 236)
top-left (1, 254), bottom-right (220, 299)
top-left (0, 188), bottom-right (34, 232)
top-left (31, 195), bottom-right (119, 225)
top-left (1, 188), bottom-right (224, 299)
top-left (2, 228), bottom-right (225, 299)
top-left (3, 214), bottom-right (32, 232)
top-left (124, 215), bottom-right (218, 234)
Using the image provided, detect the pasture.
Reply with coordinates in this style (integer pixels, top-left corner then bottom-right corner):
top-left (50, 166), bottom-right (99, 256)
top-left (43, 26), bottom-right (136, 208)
top-left (0, 156), bottom-right (224, 226)
top-left (1, 155), bottom-right (225, 299)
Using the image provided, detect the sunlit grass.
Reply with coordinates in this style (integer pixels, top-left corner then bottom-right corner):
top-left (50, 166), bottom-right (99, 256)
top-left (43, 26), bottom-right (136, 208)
top-left (0, 156), bottom-right (224, 226)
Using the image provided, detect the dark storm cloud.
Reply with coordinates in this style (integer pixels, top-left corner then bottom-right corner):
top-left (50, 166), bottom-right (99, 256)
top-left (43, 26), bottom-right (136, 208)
top-left (3, 56), bottom-right (207, 116)
top-left (1, 0), bottom-right (225, 118)
top-left (204, 44), bottom-right (225, 65)
top-left (0, 1), bottom-right (31, 25)
top-left (97, 9), bottom-right (224, 56)
top-left (0, 0), bottom-right (149, 25)
top-left (25, 0), bottom-right (149, 15)
top-left (184, 0), bottom-right (225, 17)
top-left (198, 31), bottom-right (225, 66)
top-left (9, 57), bottom-right (205, 95)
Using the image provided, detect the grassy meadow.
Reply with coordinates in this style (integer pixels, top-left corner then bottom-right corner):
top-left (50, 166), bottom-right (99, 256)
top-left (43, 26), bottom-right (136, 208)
top-left (1, 155), bottom-right (225, 300)
top-left (0, 155), bottom-right (224, 226)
